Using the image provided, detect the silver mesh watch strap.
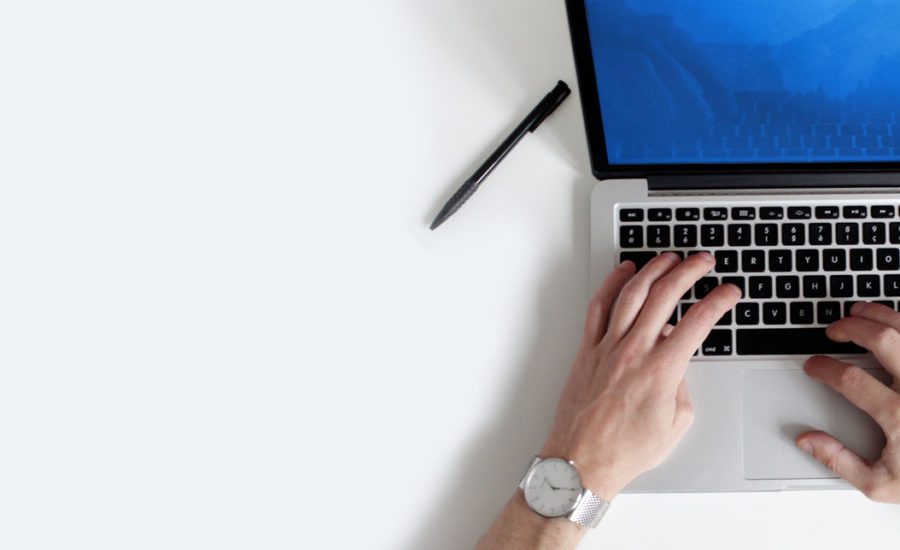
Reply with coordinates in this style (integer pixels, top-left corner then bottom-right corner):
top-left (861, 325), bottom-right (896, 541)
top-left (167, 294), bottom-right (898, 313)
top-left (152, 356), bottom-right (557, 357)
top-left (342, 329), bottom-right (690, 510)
top-left (568, 489), bottom-right (610, 529)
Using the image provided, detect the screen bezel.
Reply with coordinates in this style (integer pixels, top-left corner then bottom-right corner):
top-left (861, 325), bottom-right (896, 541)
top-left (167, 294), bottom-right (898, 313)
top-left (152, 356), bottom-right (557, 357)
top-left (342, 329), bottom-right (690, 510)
top-left (564, 0), bottom-right (900, 181)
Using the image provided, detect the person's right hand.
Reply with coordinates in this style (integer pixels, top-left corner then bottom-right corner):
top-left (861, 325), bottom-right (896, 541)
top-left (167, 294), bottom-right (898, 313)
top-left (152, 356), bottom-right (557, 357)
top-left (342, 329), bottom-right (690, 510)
top-left (797, 301), bottom-right (900, 503)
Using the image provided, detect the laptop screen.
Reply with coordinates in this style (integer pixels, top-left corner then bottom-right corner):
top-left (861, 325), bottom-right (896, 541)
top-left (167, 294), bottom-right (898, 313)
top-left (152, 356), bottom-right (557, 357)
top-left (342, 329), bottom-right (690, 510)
top-left (585, 0), bottom-right (900, 166)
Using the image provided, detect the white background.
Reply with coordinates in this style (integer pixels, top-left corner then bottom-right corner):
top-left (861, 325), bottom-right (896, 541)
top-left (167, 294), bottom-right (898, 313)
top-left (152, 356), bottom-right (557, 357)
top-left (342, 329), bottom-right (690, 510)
top-left (1, 0), bottom-right (898, 548)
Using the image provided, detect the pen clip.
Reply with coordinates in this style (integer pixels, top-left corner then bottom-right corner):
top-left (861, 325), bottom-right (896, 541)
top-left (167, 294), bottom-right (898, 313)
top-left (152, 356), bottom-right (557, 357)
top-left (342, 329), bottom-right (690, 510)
top-left (529, 81), bottom-right (571, 132)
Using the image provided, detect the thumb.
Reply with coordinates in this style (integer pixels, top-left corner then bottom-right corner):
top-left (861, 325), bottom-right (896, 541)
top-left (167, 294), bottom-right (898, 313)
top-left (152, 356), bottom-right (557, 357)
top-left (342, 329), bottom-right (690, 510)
top-left (796, 431), bottom-right (876, 492)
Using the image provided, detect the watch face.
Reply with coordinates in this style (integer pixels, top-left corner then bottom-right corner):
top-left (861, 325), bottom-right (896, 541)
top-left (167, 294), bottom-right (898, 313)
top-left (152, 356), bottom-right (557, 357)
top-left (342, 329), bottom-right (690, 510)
top-left (523, 458), bottom-right (584, 518)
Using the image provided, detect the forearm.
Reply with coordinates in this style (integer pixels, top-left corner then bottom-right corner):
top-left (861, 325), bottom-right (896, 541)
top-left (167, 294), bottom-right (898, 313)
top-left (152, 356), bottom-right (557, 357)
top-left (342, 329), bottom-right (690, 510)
top-left (476, 491), bottom-right (585, 550)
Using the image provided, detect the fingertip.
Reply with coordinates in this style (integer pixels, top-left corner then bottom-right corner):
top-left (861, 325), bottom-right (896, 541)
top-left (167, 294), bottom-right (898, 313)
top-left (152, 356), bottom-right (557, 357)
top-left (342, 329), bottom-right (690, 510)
top-left (825, 323), bottom-right (847, 342)
top-left (796, 436), bottom-right (814, 454)
top-left (724, 283), bottom-right (742, 300)
top-left (617, 260), bottom-right (636, 272)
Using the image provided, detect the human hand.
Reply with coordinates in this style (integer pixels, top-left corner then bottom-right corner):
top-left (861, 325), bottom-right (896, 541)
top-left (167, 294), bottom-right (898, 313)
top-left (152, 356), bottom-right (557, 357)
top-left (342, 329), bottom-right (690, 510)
top-left (797, 301), bottom-right (900, 503)
top-left (539, 252), bottom-right (741, 500)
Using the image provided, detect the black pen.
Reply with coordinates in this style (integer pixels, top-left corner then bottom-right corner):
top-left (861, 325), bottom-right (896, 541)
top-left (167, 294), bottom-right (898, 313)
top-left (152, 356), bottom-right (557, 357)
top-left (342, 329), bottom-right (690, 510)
top-left (430, 80), bottom-right (571, 230)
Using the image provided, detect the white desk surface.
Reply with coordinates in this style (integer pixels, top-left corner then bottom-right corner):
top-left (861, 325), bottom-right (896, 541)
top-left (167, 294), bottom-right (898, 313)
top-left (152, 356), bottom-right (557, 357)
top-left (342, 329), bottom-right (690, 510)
top-left (3, 1), bottom-right (898, 548)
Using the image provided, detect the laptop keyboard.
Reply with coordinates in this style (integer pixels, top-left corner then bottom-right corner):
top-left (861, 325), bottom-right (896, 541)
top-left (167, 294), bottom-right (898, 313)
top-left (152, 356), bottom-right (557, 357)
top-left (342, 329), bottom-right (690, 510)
top-left (616, 202), bottom-right (900, 357)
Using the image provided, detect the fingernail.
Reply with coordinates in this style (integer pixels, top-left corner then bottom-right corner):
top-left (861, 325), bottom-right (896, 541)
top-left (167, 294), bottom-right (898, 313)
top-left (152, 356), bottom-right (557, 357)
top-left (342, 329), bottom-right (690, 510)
top-left (798, 440), bottom-right (813, 454)
top-left (662, 252), bottom-right (680, 261)
top-left (850, 301), bottom-right (866, 315)
top-left (618, 260), bottom-right (635, 270)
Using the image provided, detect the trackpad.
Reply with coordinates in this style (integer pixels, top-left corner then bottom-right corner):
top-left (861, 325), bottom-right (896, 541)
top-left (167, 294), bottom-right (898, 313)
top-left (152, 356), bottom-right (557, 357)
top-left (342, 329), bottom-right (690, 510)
top-left (742, 369), bottom-right (887, 480)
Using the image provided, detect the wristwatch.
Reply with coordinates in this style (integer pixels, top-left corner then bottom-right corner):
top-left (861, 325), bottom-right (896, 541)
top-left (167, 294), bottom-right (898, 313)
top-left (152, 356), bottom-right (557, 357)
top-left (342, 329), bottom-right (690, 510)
top-left (518, 456), bottom-right (610, 529)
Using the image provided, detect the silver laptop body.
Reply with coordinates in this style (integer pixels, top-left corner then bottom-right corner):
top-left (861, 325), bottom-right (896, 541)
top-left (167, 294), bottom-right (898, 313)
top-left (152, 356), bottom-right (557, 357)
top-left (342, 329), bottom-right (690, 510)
top-left (565, 0), bottom-right (900, 491)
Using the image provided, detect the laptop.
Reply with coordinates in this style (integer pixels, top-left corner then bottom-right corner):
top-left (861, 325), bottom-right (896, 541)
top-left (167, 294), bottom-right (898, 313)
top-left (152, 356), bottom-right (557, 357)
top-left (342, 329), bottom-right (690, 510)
top-left (565, 0), bottom-right (897, 492)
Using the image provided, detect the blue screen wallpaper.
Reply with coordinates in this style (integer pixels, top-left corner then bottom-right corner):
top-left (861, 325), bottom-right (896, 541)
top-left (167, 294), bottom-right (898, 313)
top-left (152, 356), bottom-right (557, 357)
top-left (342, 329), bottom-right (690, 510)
top-left (585, 0), bottom-right (900, 165)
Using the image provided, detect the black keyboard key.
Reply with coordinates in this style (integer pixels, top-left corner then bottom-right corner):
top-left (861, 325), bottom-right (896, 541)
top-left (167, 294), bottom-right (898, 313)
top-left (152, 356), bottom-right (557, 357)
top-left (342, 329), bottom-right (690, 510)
top-left (620, 226), bottom-right (643, 248)
top-left (694, 277), bottom-right (718, 300)
top-left (803, 275), bottom-right (827, 298)
top-left (886, 275), bottom-right (900, 296)
top-left (843, 205), bottom-right (867, 219)
top-left (844, 301), bottom-right (861, 317)
top-left (620, 209), bottom-right (643, 222)
top-left (732, 207), bottom-right (756, 220)
top-left (863, 223), bottom-right (886, 245)
top-left (702, 330), bottom-right (733, 356)
top-left (823, 249), bottom-right (846, 271)
top-left (830, 275), bottom-right (854, 297)
top-left (736, 329), bottom-right (865, 355)
top-left (875, 300), bottom-right (895, 309)
top-left (795, 250), bottom-right (819, 272)
top-left (760, 207), bottom-right (784, 220)
top-left (776, 276), bottom-right (800, 298)
top-left (816, 206), bottom-right (840, 219)
top-left (704, 208), bottom-right (728, 221)
top-left (649, 208), bottom-right (672, 221)
top-left (850, 249), bottom-right (873, 271)
top-left (872, 205), bottom-right (895, 219)
top-left (788, 207), bottom-right (812, 220)
top-left (715, 250), bottom-right (738, 273)
top-left (790, 302), bottom-right (815, 325)
top-left (728, 224), bottom-right (752, 246)
top-left (701, 224), bottom-right (725, 247)
top-left (620, 252), bottom-right (656, 270)
top-left (836, 223), bottom-right (859, 245)
top-left (755, 224), bottom-right (778, 246)
top-left (768, 250), bottom-right (793, 272)
top-left (749, 276), bottom-right (773, 298)
top-left (647, 225), bottom-right (671, 248)
top-left (762, 302), bottom-right (787, 325)
top-left (722, 276), bottom-right (745, 297)
top-left (782, 223), bottom-right (805, 246)
top-left (742, 250), bottom-right (766, 272)
top-left (858, 275), bottom-right (881, 297)
top-left (817, 301), bottom-right (842, 324)
top-left (737, 303), bottom-right (760, 325)
top-left (716, 310), bottom-right (733, 327)
top-left (877, 248), bottom-right (900, 270)
top-left (668, 307), bottom-right (678, 326)
top-left (680, 302), bottom-right (696, 318)
top-left (810, 223), bottom-right (832, 245)
top-left (892, 222), bottom-right (900, 244)
top-left (674, 225), bottom-right (697, 247)
top-left (676, 208), bottom-right (700, 221)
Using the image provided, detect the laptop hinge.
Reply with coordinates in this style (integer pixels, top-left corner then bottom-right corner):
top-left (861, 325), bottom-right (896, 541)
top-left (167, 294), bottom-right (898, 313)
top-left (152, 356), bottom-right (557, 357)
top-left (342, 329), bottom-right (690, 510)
top-left (648, 172), bottom-right (900, 191)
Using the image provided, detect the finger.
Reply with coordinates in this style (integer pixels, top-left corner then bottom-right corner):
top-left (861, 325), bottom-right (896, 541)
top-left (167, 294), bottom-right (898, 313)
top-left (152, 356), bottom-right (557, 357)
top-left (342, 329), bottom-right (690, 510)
top-left (661, 323), bottom-right (675, 338)
top-left (628, 252), bottom-right (720, 345)
top-left (804, 355), bottom-right (900, 430)
top-left (605, 252), bottom-right (694, 342)
top-left (796, 431), bottom-right (880, 494)
top-left (660, 284), bottom-right (742, 380)
top-left (583, 261), bottom-right (637, 347)
top-left (847, 301), bottom-right (900, 333)
top-left (656, 323), bottom-right (675, 347)
top-left (826, 316), bottom-right (900, 378)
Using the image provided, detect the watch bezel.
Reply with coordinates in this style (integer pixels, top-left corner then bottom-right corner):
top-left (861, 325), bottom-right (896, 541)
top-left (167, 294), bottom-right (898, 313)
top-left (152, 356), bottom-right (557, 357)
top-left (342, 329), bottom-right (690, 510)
top-left (522, 458), bottom-right (585, 518)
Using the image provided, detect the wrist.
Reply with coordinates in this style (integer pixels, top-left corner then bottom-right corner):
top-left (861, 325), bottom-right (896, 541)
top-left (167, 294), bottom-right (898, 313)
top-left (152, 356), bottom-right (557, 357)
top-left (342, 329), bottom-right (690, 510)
top-left (485, 490), bottom-right (586, 549)
top-left (538, 441), bottom-right (627, 501)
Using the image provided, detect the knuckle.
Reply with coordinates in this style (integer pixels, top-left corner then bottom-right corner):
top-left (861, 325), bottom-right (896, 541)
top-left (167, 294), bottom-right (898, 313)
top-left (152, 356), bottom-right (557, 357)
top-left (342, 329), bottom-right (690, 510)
top-left (685, 301), bottom-right (719, 326)
top-left (616, 282), bottom-right (644, 307)
top-left (874, 326), bottom-right (900, 351)
top-left (838, 366), bottom-right (866, 390)
top-left (647, 279), bottom-right (681, 305)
